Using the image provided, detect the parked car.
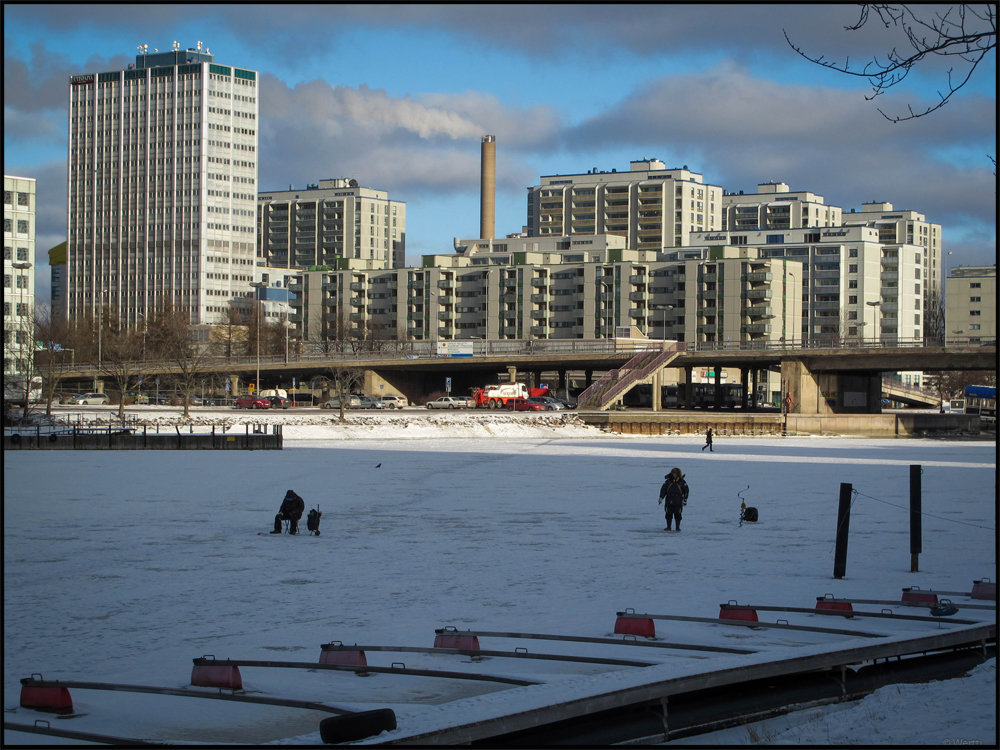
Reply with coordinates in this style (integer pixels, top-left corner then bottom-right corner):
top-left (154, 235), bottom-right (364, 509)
top-left (379, 394), bottom-right (408, 409)
top-left (268, 396), bottom-right (291, 409)
top-left (73, 392), bottom-right (110, 405)
top-left (507, 397), bottom-right (546, 412)
top-left (426, 396), bottom-right (474, 409)
top-left (357, 395), bottom-right (387, 409)
top-left (322, 395), bottom-right (361, 409)
top-left (53, 391), bottom-right (78, 404)
top-left (527, 396), bottom-right (564, 410)
top-left (125, 391), bottom-right (150, 405)
top-left (235, 395), bottom-right (271, 409)
top-left (555, 398), bottom-right (577, 409)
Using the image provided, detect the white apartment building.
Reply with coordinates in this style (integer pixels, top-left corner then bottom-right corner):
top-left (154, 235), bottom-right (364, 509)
top-left (257, 178), bottom-right (406, 271)
top-left (4, 175), bottom-right (36, 380)
top-left (526, 159), bottom-right (723, 250)
top-left (66, 43), bottom-right (258, 329)
top-left (722, 182), bottom-right (843, 231)
top-left (946, 265), bottom-right (996, 345)
top-left (683, 225), bottom-right (930, 345)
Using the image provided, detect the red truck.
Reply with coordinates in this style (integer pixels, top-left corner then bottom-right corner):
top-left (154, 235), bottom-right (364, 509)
top-left (471, 383), bottom-right (550, 409)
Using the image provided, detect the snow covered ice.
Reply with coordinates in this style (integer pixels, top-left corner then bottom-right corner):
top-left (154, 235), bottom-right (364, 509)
top-left (3, 412), bottom-right (996, 744)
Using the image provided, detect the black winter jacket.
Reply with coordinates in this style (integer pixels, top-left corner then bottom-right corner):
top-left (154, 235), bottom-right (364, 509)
top-left (279, 492), bottom-right (305, 519)
top-left (659, 477), bottom-right (688, 508)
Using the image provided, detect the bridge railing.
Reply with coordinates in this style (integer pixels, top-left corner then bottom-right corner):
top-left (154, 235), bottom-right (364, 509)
top-left (54, 335), bottom-right (995, 375)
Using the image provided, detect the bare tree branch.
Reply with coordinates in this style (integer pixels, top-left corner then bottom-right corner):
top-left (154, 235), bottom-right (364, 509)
top-left (785, 3), bottom-right (996, 121)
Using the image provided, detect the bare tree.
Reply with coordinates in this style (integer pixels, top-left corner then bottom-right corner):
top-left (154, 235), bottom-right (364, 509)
top-left (32, 305), bottom-right (75, 418)
top-left (216, 303), bottom-right (250, 360)
top-left (146, 307), bottom-right (212, 419)
top-left (785, 4), bottom-right (996, 121)
top-left (99, 327), bottom-right (145, 421)
top-left (324, 365), bottom-right (365, 422)
top-left (3, 302), bottom-right (39, 423)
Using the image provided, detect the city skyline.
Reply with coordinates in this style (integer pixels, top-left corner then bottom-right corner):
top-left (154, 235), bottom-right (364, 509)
top-left (4, 4), bottom-right (996, 304)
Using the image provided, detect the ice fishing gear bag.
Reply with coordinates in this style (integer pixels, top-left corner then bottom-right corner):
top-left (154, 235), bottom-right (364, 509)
top-left (307, 508), bottom-right (322, 534)
top-left (743, 506), bottom-right (758, 523)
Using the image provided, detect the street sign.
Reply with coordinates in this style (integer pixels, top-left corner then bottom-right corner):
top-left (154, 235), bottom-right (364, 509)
top-left (446, 377), bottom-right (452, 394)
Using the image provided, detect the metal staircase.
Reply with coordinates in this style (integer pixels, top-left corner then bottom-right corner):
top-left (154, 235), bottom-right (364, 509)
top-left (577, 343), bottom-right (684, 411)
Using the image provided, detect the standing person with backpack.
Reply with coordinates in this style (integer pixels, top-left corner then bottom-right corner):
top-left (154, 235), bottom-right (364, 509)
top-left (658, 468), bottom-right (689, 532)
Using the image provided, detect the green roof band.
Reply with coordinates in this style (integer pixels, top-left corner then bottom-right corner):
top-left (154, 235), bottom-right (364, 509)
top-left (234, 69), bottom-right (256, 81)
top-left (209, 64), bottom-right (232, 76)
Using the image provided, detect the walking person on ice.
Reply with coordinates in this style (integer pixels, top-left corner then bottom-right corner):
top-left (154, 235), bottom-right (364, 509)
top-left (658, 468), bottom-right (689, 532)
top-left (702, 427), bottom-right (713, 452)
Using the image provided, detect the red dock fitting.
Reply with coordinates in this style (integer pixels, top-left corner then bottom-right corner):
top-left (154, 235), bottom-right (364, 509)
top-left (971, 579), bottom-right (996, 601)
top-left (319, 642), bottom-right (368, 667)
top-left (433, 627), bottom-right (481, 650)
top-left (190, 656), bottom-right (243, 690)
top-left (614, 612), bottom-right (656, 638)
top-left (719, 603), bottom-right (758, 622)
top-left (815, 596), bottom-right (854, 615)
top-left (901, 589), bottom-right (938, 604)
top-left (20, 676), bottom-right (73, 714)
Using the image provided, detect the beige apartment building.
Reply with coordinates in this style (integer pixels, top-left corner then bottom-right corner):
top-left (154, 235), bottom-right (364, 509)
top-left (946, 265), bottom-right (996, 345)
top-left (290, 234), bottom-right (801, 348)
top-left (257, 178), bottom-right (406, 271)
top-left (683, 224), bottom-right (931, 345)
top-left (66, 44), bottom-right (258, 328)
top-left (525, 159), bottom-right (723, 250)
top-left (4, 175), bottom-right (36, 381)
top-left (722, 182), bottom-right (843, 231)
top-left (843, 201), bottom-right (943, 317)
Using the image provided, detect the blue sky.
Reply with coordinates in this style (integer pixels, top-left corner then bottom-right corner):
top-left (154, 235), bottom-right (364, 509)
top-left (4, 4), bottom-right (996, 301)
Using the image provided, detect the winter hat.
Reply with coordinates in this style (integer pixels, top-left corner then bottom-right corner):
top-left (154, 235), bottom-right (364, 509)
top-left (670, 467), bottom-right (682, 478)
top-left (285, 489), bottom-right (295, 498)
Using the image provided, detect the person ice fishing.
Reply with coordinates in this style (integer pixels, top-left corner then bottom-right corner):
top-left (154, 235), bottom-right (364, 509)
top-left (272, 489), bottom-right (305, 535)
top-left (702, 428), bottom-right (714, 452)
top-left (658, 467), bottom-right (689, 531)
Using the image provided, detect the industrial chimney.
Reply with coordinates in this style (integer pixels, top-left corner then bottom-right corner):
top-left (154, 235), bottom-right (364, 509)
top-left (480, 135), bottom-right (496, 240)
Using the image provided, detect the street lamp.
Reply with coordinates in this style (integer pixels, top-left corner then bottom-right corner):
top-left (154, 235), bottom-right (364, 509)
top-left (865, 301), bottom-right (882, 346)
top-left (249, 281), bottom-right (267, 393)
top-left (600, 277), bottom-right (614, 341)
top-left (654, 304), bottom-right (674, 341)
top-left (11, 262), bottom-right (33, 391)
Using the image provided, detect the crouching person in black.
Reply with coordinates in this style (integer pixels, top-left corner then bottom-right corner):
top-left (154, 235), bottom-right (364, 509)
top-left (272, 489), bottom-right (305, 534)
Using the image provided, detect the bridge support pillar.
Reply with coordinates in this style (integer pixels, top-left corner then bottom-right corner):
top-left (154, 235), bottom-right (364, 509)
top-left (682, 366), bottom-right (694, 409)
top-left (652, 369), bottom-right (662, 411)
top-left (229, 375), bottom-right (241, 396)
top-left (741, 367), bottom-right (750, 409)
top-left (506, 365), bottom-right (518, 383)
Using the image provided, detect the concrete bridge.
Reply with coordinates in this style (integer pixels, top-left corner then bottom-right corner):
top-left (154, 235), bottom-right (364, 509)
top-left (58, 340), bottom-right (994, 416)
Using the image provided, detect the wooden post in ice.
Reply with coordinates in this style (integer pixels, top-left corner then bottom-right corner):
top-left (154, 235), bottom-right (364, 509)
top-left (910, 465), bottom-right (922, 572)
top-left (833, 482), bottom-right (852, 579)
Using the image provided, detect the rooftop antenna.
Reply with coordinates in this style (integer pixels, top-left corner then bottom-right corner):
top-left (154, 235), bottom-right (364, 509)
top-left (172, 41), bottom-right (180, 51)
top-left (196, 40), bottom-right (203, 51)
